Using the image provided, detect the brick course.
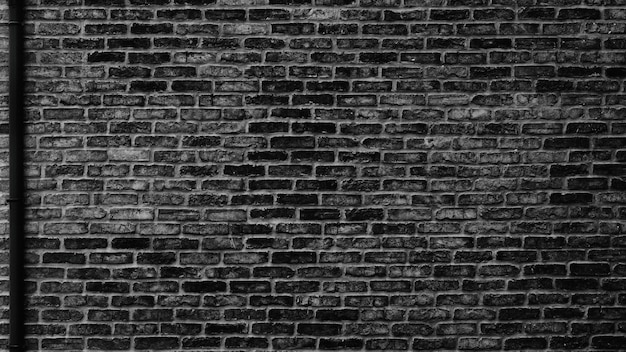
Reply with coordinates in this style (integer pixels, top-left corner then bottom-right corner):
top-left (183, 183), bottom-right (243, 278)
top-left (0, 0), bottom-right (625, 350)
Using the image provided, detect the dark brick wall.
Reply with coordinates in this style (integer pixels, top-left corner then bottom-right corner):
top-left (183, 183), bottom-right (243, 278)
top-left (5, 0), bottom-right (626, 350)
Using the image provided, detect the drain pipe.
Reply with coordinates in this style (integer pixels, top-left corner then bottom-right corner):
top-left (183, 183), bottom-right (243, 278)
top-left (8, 0), bottom-right (26, 351)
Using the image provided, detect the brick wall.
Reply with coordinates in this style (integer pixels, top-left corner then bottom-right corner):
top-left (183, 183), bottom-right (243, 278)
top-left (7, 0), bottom-right (626, 350)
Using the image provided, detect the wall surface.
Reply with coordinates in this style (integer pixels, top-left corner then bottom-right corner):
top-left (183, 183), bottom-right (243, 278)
top-left (9, 0), bottom-right (626, 350)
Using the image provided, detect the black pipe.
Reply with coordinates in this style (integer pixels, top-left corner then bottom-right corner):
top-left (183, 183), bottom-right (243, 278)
top-left (8, 0), bottom-right (25, 350)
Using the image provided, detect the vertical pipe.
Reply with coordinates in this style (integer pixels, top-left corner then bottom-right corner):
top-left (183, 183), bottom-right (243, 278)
top-left (8, 0), bottom-right (25, 350)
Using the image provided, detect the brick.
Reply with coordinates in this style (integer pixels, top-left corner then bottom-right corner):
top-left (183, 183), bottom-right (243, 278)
top-left (16, 0), bottom-right (626, 349)
top-left (298, 324), bottom-right (342, 336)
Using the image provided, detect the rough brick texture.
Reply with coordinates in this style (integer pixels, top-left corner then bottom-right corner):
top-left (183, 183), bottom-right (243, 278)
top-left (0, 0), bottom-right (625, 350)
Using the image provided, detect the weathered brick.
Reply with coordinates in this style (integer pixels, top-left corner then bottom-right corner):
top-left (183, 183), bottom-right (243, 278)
top-left (13, 0), bottom-right (626, 349)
